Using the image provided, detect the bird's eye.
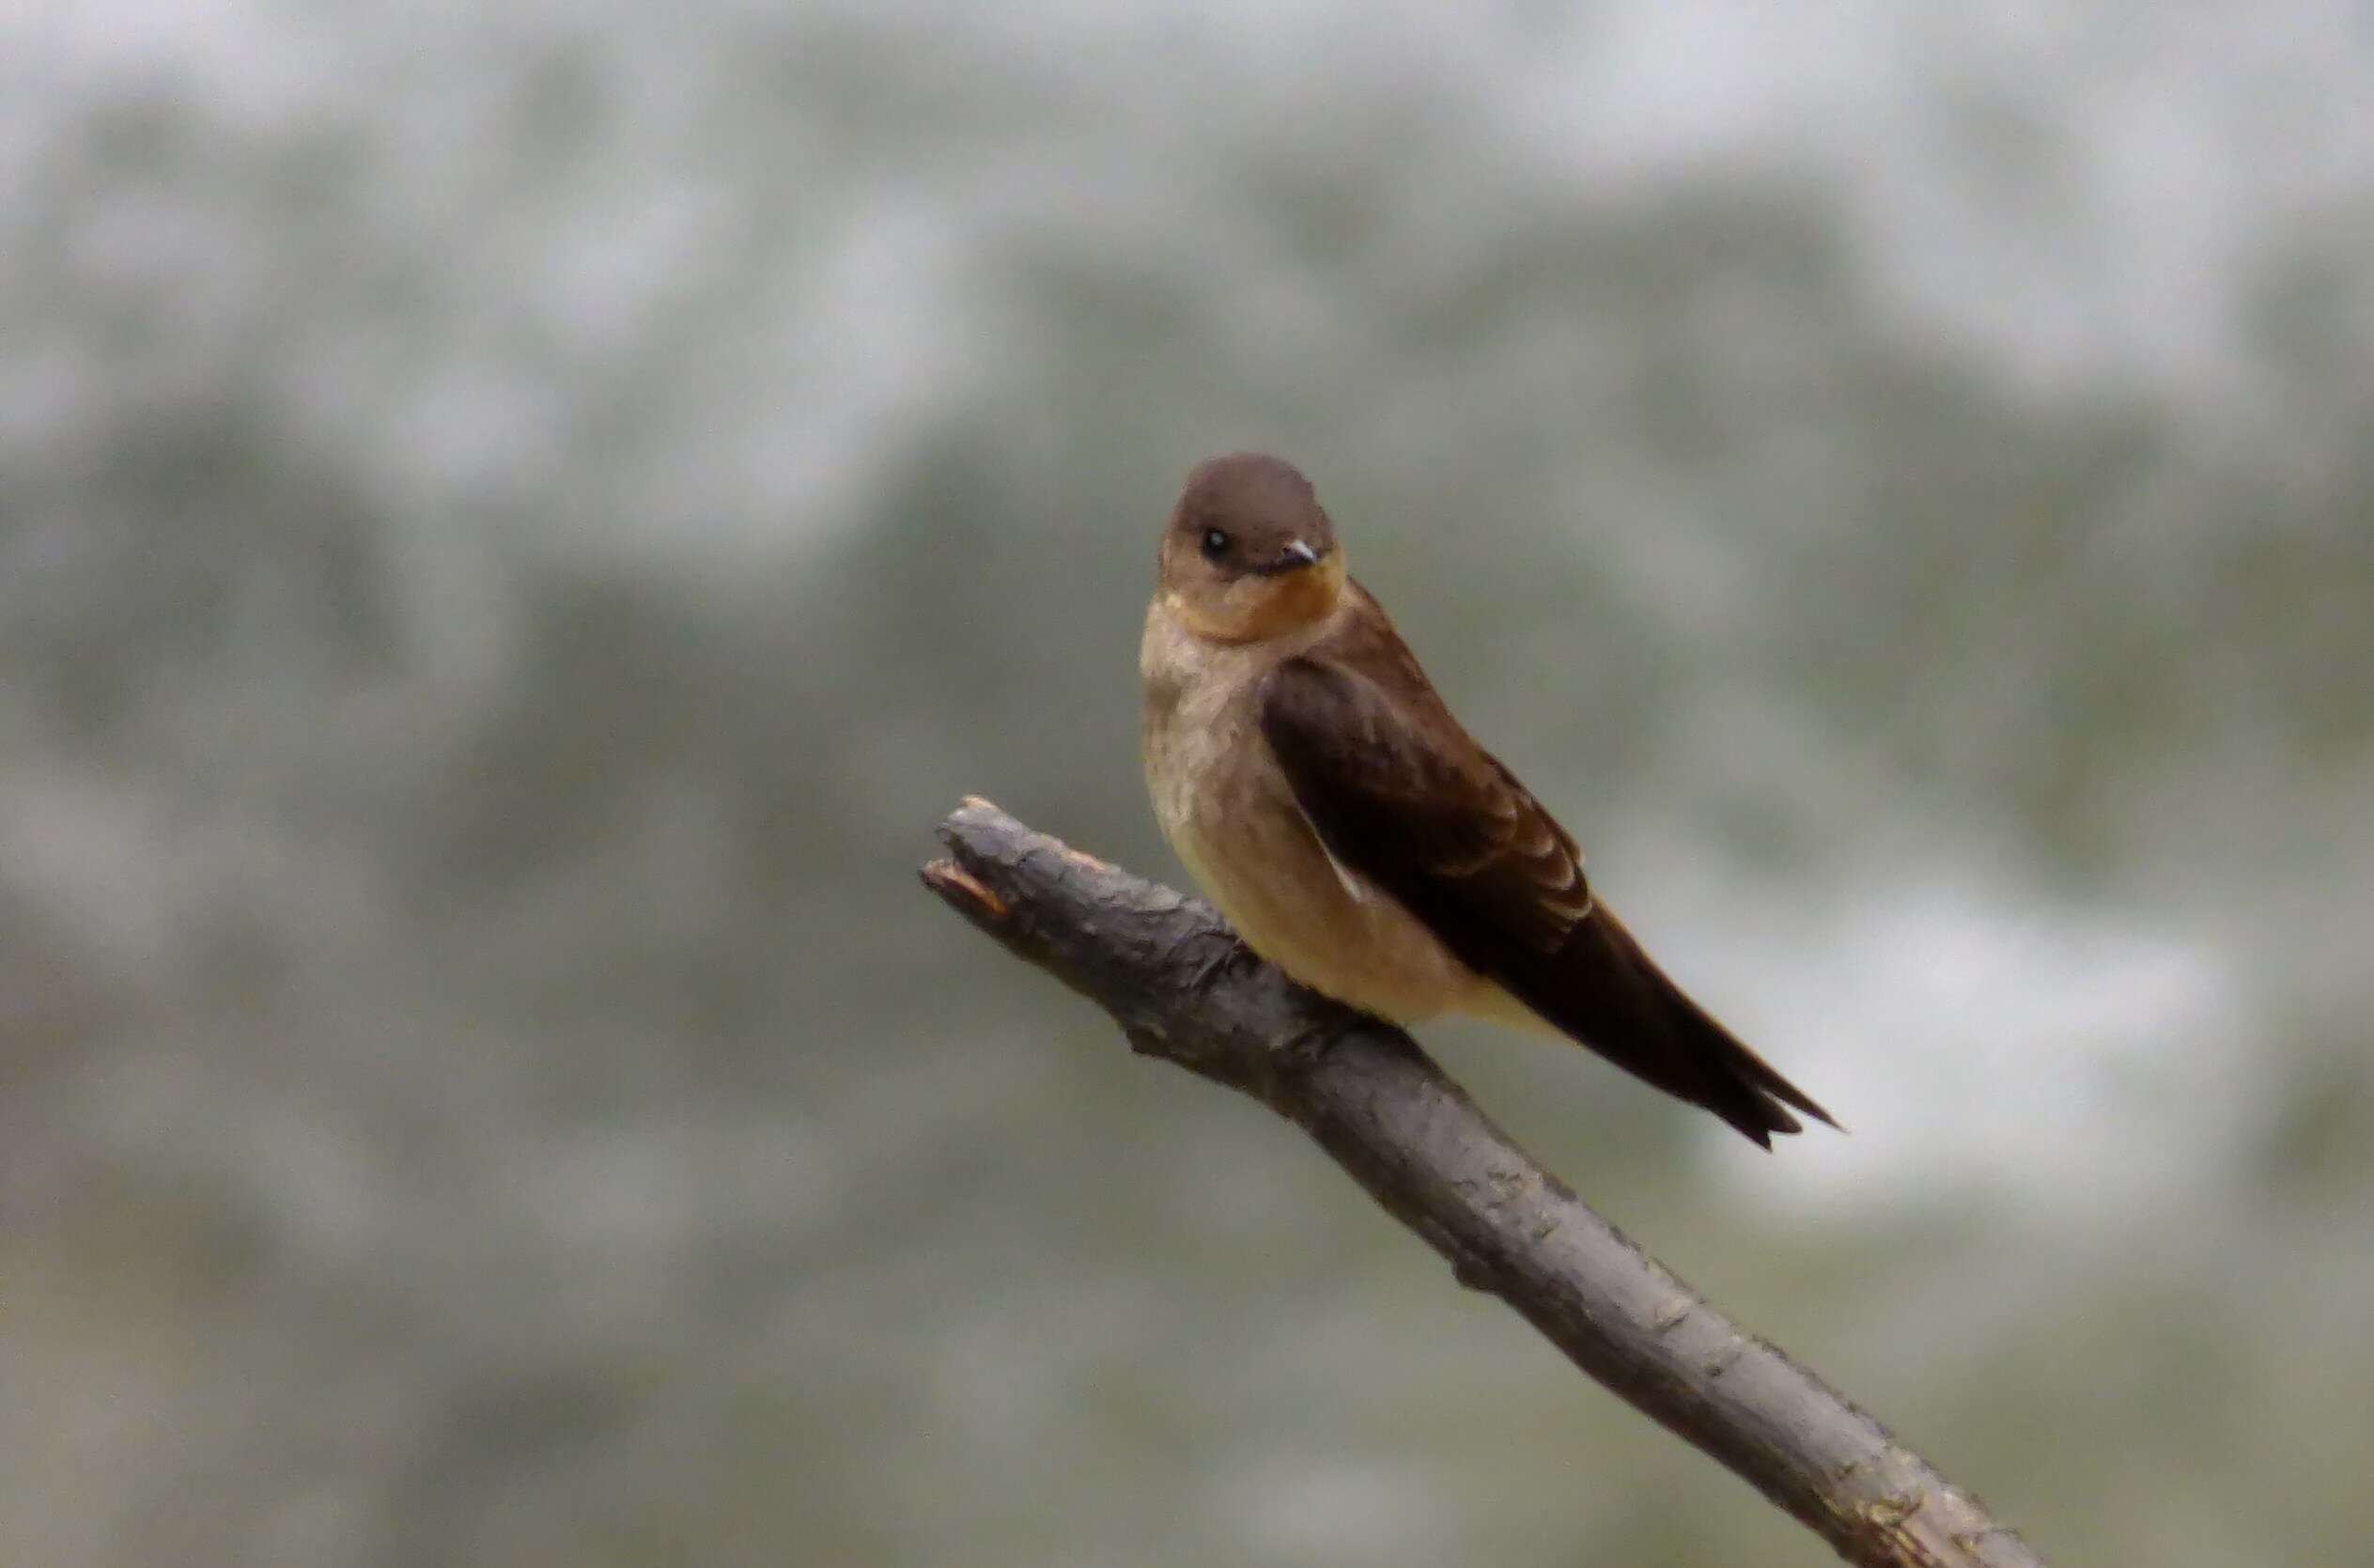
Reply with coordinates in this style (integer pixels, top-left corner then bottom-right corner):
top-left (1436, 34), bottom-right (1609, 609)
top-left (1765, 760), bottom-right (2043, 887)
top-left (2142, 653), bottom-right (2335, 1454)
top-left (1200, 528), bottom-right (1231, 561)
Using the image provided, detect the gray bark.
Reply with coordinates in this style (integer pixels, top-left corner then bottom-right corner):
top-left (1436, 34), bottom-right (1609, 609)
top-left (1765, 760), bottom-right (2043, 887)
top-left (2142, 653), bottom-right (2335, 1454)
top-left (921, 798), bottom-right (2048, 1568)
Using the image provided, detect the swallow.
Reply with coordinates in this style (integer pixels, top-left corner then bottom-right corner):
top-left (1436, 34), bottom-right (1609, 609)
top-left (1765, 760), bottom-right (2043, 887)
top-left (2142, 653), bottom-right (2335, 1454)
top-left (1139, 452), bottom-right (1835, 1146)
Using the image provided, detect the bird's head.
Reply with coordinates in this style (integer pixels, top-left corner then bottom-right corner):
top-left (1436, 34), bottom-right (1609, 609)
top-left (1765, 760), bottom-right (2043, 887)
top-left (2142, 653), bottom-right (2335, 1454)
top-left (1157, 453), bottom-right (1347, 642)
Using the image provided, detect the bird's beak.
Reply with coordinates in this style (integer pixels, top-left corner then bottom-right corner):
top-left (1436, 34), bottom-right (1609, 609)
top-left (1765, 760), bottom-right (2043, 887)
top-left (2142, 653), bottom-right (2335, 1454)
top-left (1277, 538), bottom-right (1319, 570)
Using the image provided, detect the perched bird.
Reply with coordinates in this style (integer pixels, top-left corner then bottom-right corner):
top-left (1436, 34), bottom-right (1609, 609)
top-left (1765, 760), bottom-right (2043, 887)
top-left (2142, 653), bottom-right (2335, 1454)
top-left (1140, 452), bottom-right (1835, 1147)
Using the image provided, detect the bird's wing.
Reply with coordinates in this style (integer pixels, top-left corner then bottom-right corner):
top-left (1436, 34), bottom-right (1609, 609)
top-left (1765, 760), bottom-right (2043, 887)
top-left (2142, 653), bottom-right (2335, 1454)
top-left (1258, 650), bottom-right (1833, 1145)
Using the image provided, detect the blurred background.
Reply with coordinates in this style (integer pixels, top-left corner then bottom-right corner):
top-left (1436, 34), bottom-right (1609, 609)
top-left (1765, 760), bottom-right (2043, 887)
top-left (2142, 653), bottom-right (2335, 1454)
top-left (5, 3), bottom-right (2371, 1564)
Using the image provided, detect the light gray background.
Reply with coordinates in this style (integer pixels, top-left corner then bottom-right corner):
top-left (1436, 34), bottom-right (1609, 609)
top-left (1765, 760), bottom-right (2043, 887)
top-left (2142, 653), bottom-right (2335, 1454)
top-left (5, 4), bottom-right (2370, 1564)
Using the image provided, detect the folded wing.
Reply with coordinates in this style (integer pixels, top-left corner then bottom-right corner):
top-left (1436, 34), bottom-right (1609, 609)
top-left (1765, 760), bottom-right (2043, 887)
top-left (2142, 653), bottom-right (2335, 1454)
top-left (1258, 652), bottom-right (1834, 1146)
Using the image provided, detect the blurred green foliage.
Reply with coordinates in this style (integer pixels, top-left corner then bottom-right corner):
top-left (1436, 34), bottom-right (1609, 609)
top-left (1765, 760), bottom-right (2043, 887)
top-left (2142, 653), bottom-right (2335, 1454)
top-left (2, 7), bottom-right (2370, 1567)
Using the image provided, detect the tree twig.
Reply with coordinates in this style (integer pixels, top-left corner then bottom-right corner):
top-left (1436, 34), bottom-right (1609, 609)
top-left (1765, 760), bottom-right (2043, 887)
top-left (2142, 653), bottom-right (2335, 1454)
top-left (920, 798), bottom-right (2047, 1568)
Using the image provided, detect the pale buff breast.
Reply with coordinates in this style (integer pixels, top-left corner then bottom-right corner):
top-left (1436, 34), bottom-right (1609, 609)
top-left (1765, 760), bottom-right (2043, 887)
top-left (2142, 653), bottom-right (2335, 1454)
top-left (1139, 598), bottom-right (1498, 1025)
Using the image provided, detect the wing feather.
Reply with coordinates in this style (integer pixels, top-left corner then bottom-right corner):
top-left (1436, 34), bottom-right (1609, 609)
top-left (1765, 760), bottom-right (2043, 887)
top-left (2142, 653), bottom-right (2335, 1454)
top-left (1258, 648), bottom-right (1833, 1145)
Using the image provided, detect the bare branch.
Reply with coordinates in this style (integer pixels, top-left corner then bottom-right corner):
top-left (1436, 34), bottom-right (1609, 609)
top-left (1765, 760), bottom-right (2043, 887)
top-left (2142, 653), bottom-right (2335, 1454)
top-left (922, 798), bottom-right (2048, 1568)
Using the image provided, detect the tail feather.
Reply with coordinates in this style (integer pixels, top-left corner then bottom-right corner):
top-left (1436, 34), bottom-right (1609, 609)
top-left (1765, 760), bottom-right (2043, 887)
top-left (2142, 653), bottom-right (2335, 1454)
top-left (1520, 904), bottom-right (1837, 1149)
